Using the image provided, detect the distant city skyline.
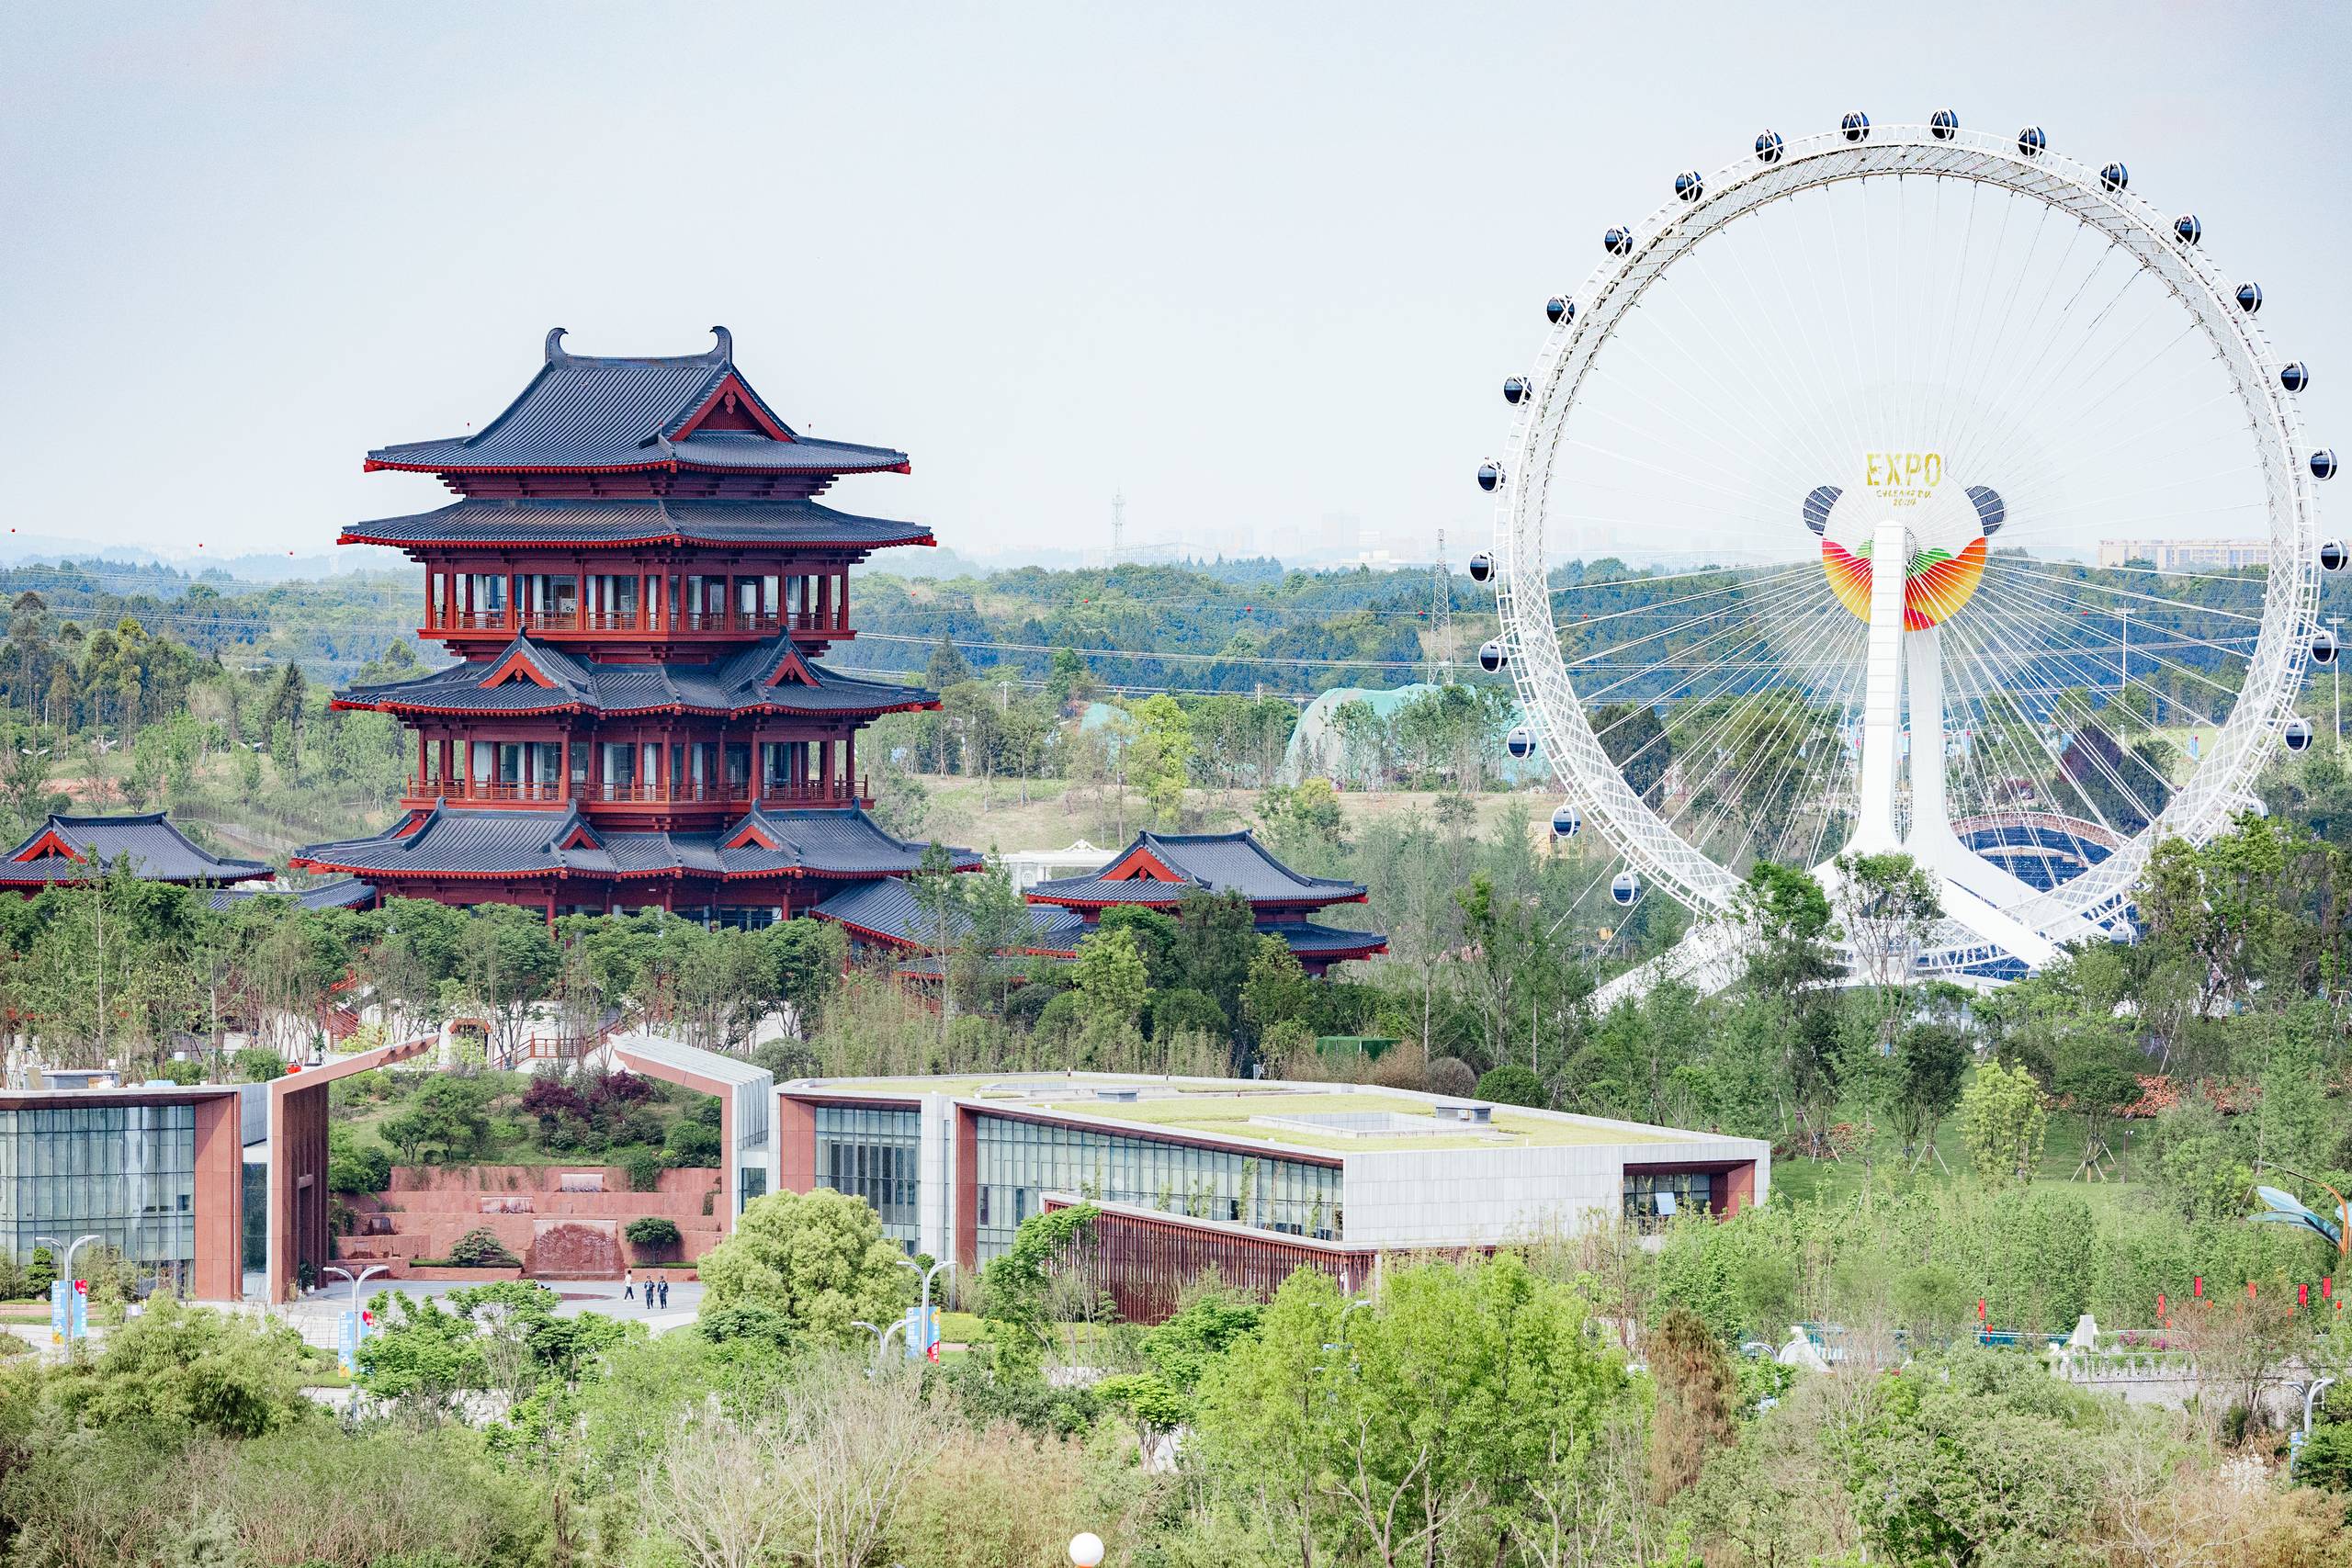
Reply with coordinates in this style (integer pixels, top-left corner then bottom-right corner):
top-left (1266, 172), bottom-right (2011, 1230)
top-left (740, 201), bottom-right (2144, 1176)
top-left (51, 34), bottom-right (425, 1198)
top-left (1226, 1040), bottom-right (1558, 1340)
top-left (3, 4), bottom-right (2346, 570)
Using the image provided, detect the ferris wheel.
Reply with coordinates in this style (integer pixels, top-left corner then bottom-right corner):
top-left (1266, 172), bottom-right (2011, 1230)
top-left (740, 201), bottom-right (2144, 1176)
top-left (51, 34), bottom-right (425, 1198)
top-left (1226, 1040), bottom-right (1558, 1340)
top-left (1474, 110), bottom-right (2336, 981)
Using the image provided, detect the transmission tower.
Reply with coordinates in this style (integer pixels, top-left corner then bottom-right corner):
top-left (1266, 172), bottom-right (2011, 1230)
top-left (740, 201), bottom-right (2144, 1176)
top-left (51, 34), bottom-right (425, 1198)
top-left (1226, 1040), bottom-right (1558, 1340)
top-left (1111, 491), bottom-right (1125, 566)
top-left (1430, 528), bottom-right (1453, 685)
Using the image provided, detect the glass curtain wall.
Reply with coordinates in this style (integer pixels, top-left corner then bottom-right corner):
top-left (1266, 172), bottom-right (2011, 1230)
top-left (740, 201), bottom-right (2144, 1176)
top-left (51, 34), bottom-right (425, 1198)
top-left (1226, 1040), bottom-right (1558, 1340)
top-left (813, 1105), bottom-right (921, 1252)
top-left (0, 1105), bottom-right (198, 1291)
top-left (973, 1113), bottom-right (1341, 1262)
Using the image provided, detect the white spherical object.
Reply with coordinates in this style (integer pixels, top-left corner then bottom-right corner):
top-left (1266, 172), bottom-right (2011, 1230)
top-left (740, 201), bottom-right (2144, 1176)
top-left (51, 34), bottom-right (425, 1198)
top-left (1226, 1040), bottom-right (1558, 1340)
top-left (1069, 1534), bottom-right (1106, 1568)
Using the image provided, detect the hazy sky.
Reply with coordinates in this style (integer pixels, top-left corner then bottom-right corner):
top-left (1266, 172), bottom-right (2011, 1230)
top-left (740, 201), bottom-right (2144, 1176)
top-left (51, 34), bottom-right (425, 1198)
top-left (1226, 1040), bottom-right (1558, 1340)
top-left (2, 1), bottom-right (2346, 570)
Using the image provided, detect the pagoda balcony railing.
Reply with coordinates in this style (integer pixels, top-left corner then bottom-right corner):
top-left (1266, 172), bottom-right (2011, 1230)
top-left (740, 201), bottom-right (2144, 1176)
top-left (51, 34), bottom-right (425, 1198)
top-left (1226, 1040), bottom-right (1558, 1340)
top-left (426, 608), bottom-right (850, 637)
top-left (410, 776), bottom-right (867, 809)
top-left (414, 778), bottom-right (566, 803)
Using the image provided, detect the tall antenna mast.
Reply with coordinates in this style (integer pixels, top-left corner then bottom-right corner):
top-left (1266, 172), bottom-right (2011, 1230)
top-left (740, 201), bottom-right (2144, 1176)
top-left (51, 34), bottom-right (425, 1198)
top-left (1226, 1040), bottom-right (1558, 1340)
top-left (1111, 491), bottom-right (1125, 566)
top-left (1430, 528), bottom-right (1453, 685)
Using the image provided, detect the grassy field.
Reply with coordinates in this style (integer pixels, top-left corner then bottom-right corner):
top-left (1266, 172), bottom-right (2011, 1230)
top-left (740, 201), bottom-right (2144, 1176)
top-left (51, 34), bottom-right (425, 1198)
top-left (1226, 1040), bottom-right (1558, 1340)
top-left (907, 771), bottom-right (1546, 858)
top-left (1767, 1100), bottom-right (2154, 1209)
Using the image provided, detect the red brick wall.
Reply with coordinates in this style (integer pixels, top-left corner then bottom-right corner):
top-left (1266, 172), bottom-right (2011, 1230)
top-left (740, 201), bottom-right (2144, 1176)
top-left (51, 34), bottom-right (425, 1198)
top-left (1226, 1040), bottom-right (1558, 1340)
top-left (190, 1095), bottom-right (242, 1302)
top-left (777, 1096), bottom-right (817, 1193)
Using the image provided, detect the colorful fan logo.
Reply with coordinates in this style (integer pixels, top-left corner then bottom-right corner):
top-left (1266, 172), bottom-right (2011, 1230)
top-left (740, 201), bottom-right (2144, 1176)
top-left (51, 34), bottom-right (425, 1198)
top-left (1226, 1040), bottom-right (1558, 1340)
top-left (1807, 473), bottom-right (2003, 629)
top-left (1821, 536), bottom-right (1989, 629)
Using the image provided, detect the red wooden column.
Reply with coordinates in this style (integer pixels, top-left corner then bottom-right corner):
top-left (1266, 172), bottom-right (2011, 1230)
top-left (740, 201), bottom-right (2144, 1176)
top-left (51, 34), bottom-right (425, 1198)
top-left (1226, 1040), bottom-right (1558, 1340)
top-left (415, 732), bottom-right (427, 793)
top-left (844, 731), bottom-right (856, 795)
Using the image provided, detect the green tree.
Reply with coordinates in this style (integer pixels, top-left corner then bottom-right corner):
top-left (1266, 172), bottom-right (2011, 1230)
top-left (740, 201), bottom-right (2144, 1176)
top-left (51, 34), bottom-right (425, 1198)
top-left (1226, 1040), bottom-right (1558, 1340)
top-left (1241, 935), bottom-right (1314, 1042)
top-left (1193, 1257), bottom-right (1634, 1568)
top-left (1891, 1022), bottom-right (1970, 1166)
top-left (695, 1188), bottom-right (911, 1345)
top-left (1959, 1059), bottom-right (2049, 1186)
top-left (1475, 1064), bottom-right (1546, 1108)
top-left (1174, 886), bottom-right (1256, 1032)
top-left (1072, 925), bottom-right (1149, 1035)
top-left (1129, 693), bottom-right (1194, 825)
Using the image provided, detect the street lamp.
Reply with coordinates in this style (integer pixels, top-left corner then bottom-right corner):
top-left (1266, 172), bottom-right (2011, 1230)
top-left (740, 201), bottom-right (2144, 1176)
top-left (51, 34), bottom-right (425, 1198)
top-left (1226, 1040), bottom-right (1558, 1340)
top-left (35, 1233), bottom-right (100, 1341)
top-left (897, 1256), bottom-right (953, 1357)
top-left (34, 1234), bottom-right (100, 1289)
top-left (1069, 1533), bottom-right (1105, 1568)
top-left (322, 1263), bottom-right (389, 1314)
top-left (852, 1317), bottom-right (908, 1371)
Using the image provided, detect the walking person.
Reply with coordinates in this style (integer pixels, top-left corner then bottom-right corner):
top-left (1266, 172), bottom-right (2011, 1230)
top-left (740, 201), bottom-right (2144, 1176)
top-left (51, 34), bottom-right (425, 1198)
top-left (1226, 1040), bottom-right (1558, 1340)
top-left (623, 1267), bottom-right (635, 1303)
top-left (658, 1276), bottom-right (670, 1310)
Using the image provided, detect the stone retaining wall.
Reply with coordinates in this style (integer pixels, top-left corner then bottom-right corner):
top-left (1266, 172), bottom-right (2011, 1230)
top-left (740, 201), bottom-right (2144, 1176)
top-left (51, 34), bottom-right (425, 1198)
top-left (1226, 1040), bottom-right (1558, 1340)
top-left (337, 1163), bottom-right (728, 1278)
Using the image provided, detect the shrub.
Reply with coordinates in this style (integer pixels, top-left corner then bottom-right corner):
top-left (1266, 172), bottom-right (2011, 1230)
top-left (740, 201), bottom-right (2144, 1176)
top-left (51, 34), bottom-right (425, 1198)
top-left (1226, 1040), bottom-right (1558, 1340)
top-left (663, 1120), bottom-right (721, 1169)
top-left (232, 1046), bottom-right (285, 1083)
top-left (1034, 990), bottom-right (1081, 1039)
top-left (153, 1058), bottom-right (203, 1086)
top-left (1001, 980), bottom-right (1057, 1032)
top-left (1426, 1055), bottom-right (1477, 1098)
top-left (326, 1125), bottom-right (392, 1194)
top-left (625, 1217), bottom-right (683, 1259)
top-left (1475, 1064), bottom-right (1547, 1108)
top-left (1148, 987), bottom-right (1228, 1042)
top-left (618, 1145), bottom-right (665, 1193)
top-left (441, 1229), bottom-right (521, 1269)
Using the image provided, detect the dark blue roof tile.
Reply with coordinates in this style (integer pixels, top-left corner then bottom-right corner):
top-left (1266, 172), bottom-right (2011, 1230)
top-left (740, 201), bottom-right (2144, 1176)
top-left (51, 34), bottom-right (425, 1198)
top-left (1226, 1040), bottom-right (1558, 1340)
top-left (341, 498), bottom-right (934, 551)
top-left (1026, 829), bottom-right (1365, 907)
top-left (294, 805), bottom-right (976, 884)
top-left (338, 634), bottom-right (934, 719)
top-left (0, 812), bottom-right (269, 886)
top-left (364, 328), bottom-right (908, 476)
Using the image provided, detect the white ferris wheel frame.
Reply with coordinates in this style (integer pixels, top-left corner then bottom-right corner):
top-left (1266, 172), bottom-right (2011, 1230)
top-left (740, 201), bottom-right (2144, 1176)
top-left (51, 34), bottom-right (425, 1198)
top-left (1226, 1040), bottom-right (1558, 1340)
top-left (1490, 119), bottom-right (2323, 961)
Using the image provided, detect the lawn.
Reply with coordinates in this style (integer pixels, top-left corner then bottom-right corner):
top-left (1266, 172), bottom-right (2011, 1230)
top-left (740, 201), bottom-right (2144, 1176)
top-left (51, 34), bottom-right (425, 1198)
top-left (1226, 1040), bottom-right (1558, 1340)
top-left (1766, 1099), bottom-right (2157, 1209)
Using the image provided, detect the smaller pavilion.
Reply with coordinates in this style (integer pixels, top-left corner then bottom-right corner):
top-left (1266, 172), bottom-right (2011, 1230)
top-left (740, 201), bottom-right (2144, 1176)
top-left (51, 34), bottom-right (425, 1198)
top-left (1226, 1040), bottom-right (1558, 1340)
top-left (1023, 829), bottom-right (1386, 976)
top-left (0, 811), bottom-right (270, 893)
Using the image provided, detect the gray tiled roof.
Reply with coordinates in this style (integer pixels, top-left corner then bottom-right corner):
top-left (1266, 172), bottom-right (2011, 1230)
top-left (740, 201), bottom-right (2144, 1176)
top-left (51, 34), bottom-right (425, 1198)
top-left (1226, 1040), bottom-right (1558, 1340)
top-left (0, 813), bottom-right (269, 886)
top-left (1025, 830), bottom-right (1365, 907)
top-left (340, 497), bottom-right (935, 550)
top-left (210, 878), bottom-right (377, 912)
top-left (812, 875), bottom-right (1087, 952)
top-left (294, 805), bottom-right (978, 883)
top-left (364, 328), bottom-right (909, 476)
top-left (1020, 918), bottom-right (1385, 960)
top-left (337, 634), bottom-right (934, 719)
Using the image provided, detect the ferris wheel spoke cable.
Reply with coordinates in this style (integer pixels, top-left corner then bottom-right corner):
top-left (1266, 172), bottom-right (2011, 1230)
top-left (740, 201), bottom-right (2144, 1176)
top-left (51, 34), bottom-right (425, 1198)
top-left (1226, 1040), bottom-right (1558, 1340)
top-left (1679, 236), bottom-right (1867, 494)
top-left (1980, 557), bottom-right (2267, 625)
top-left (1564, 575), bottom-right (1829, 707)
top-left (1977, 567), bottom-right (2255, 705)
top-left (1561, 572), bottom-right (1826, 689)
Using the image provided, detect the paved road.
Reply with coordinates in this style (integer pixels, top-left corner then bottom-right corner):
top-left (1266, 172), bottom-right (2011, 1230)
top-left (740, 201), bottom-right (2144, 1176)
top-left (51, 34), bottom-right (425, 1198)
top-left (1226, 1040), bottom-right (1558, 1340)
top-left (282, 1276), bottom-right (705, 1337)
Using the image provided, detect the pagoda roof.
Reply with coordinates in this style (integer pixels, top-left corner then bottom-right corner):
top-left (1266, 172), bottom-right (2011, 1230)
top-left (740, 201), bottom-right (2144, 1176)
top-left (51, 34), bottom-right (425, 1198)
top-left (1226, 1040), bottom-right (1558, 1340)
top-left (292, 804), bottom-right (978, 883)
top-left (1027, 917), bottom-right (1387, 964)
top-left (0, 812), bottom-right (269, 887)
top-left (334, 634), bottom-right (936, 720)
top-left (210, 878), bottom-right (377, 913)
top-left (1024, 829), bottom-right (1367, 909)
top-left (812, 875), bottom-right (1087, 953)
top-left (363, 327), bottom-right (910, 478)
top-left (340, 496), bottom-right (934, 552)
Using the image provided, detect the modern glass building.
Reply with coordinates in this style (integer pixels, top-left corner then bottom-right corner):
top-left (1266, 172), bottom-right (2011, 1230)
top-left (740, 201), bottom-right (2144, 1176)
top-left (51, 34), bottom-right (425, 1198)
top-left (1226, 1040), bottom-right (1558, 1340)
top-left (815, 1103), bottom-right (921, 1251)
top-left (0, 1102), bottom-right (199, 1292)
top-left (777, 1074), bottom-right (1770, 1320)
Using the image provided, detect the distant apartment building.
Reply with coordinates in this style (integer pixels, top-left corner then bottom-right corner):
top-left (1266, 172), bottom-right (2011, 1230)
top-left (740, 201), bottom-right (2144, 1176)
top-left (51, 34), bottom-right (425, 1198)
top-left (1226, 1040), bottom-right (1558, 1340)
top-left (2096, 539), bottom-right (2271, 572)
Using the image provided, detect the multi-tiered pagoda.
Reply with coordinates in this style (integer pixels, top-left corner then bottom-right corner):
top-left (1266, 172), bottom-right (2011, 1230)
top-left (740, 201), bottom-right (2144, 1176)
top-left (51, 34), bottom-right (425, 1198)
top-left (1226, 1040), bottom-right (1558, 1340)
top-left (293, 328), bottom-right (975, 924)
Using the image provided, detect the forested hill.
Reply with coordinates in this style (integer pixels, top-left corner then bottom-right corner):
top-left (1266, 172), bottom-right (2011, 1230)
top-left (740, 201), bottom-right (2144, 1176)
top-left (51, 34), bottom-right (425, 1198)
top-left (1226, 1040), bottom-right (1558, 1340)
top-left (0, 558), bottom-right (413, 678)
top-left (838, 560), bottom-right (1477, 697)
